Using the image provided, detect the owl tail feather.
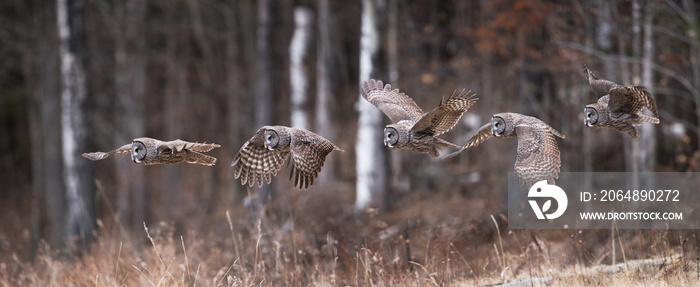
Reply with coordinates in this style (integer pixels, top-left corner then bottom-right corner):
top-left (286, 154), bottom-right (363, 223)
top-left (443, 145), bottom-right (467, 160)
top-left (185, 151), bottom-right (217, 166)
top-left (429, 137), bottom-right (461, 158)
top-left (638, 113), bottom-right (660, 124)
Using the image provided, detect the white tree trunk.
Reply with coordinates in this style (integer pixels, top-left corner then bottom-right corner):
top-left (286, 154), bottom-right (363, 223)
top-left (639, 0), bottom-right (655, 171)
top-left (290, 6), bottom-right (313, 130)
top-left (355, 0), bottom-right (388, 211)
top-left (57, 0), bottom-right (94, 249)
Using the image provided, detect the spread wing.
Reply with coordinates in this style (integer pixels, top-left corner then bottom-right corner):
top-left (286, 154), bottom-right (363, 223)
top-left (513, 122), bottom-right (564, 187)
top-left (443, 122), bottom-right (493, 159)
top-left (184, 151), bottom-right (218, 166)
top-left (82, 143), bottom-right (132, 161)
top-left (288, 129), bottom-right (343, 189)
top-left (584, 64), bottom-right (622, 97)
top-left (411, 89), bottom-right (478, 136)
top-left (231, 128), bottom-right (289, 187)
top-left (170, 139), bottom-right (221, 153)
top-left (609, 86), bottom-right (658, 117)
top-left (361, 79), bottom-right (424, 124)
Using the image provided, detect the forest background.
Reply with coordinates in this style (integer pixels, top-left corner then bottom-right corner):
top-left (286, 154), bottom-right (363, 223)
top-left (1, 0), bottom-right (699, 285)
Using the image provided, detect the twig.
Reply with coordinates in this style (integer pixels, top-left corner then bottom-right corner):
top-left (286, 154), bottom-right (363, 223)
top-left (491, 214), bottom-right (506, 270)
top-left (181, 236), bottom-right (191, 286)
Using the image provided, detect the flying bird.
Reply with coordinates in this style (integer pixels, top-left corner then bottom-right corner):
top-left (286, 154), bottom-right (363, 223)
top-left (361, 79), bottom-right (478, 157)
top-left (583, 64), bottom-right (659, 139)
top-left (82, 137), bottom-right (220, 166)
top-left (446, 113), bottom-right (565, 187)
top-left (232, 126), bottom-right (343, 189)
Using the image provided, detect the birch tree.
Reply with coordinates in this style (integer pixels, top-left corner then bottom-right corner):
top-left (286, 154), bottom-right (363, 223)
top-left (639, 0), bottom-right (655, 170)
top-left (290, 6), bottom-right (313, 130)
top-left (356, 0), bottom-right (389, 212)
top-left (56, 0), bottom-right (95, 249)
top-left (316, 0), bottom-right (336, 186)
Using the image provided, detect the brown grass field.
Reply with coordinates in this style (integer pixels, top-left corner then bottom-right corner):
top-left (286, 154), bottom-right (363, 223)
top-left (1, 185), bottom-right (698, 286)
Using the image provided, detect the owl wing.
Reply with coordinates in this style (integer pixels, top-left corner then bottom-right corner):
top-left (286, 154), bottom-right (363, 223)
top-left (411, 90), bottom-right (478, 136)
top-left (609, 86), bottom-right (658, 118)
top-left (169, 139), bottom-right (221, 153)
top-left (82, 143), bottom-right (132, 161)
top-left (443, 122), bottom-right (493, 159)
top-left (513, 121), bottom-right (564, 186)
top-left (361, 79), bottom-right (424, 124)
top-left (184, 151), bottom-right (218, 166)
top-left (584, 64), bottom-right (622, 97)
top-left (288, 129), bottom-right (342, 189)
top-left (231, 128), bottom-right (290, 187)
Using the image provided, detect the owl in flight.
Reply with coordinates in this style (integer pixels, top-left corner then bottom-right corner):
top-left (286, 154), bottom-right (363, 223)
top-left (583, 64), bottom-right (659, 139)
top-left (82, 137), bottom-right (220, 166)
top-left (361, 79), bottom-right (478, 157)
top-left (446, 113), bottom-right (565, 187)
top-left (232, 126), bottom-right (343, 190)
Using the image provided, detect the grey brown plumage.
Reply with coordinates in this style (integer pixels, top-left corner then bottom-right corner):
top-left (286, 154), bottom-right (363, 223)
top-left (583, 64), bottom-right (659, 139)
top-left (446, 113), bottom-right (565, 187)
top-left (232, 126), bottom-right (343, 189)
top-left (82, 137), bottom-right (220, 166)
top-left (361, 79), bottom-right (478, 157)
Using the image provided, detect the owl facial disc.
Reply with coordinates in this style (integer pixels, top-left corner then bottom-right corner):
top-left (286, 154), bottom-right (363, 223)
top-left (264, 130), bottom-right (279, 150)
top-left (492, 116), bottom-right (506, 136)
top-left (584, 107), bottom-right (598, 126)
top-left (132, 141), bottom-right (147, 162)
top-left (384, 127), bottom-right (399, 147)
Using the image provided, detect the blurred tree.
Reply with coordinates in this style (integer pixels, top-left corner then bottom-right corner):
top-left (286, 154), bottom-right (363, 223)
top-left (25, 0), bottom-right (64, 251)
top-left (316, 0), bottom-right (335, 186)
top-left (256, 0), bottom-right (273, 201)
top-left (113, 0), bottom-right (146, 233)
top-left (291, 6), bottom-right (313, 130)
top-left (56, 0), bottom-right (95, 249)
top-left (356, 0), bottom-right (389, 212)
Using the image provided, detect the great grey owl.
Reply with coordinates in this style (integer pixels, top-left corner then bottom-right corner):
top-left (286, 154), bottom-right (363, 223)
top-left (361, 79), bottom-right (478, 157)
top-left (232, 126), bottom-right (343, 189)
top-left (82, 137), bottom-right (220, 166)
top-left (583, 64), bottom-right (659, 139)
top-left (446, 113), bottom-right (565, 187)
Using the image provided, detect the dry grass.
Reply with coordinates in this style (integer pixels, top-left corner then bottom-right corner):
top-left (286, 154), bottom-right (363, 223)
top-left (1, 187), bottom-right (699, 286)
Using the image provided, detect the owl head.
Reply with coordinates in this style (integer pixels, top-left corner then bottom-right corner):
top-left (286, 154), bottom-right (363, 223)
top-left (264, 126), bottom-right (292, 151)
top-left (584, 97), bottom-right (610, 128)
top-left (130, 138), bottom-right (163, 164)
top-left (384, 121), bottom-right (412, 148)
top-left (491, 113), bottom-right (518, 137)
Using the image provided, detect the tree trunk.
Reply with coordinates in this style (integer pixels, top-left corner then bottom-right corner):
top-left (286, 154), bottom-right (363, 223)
top-left (28, 1), bottom-right (63, 251)
top-left (291, 6), bottom-right (313, 130)
top-left (386, 0), bottom-right (407, 197)
top-left (316, 0), bottom-right (336, 186)
top-left (256, 0), bottom-right (273, 199)
top-left (114, 0), bottom-right (146, 233)
top-left (639, 0), bottom-right (655, 171)
top-left (682, 0), bottom-right (700, 168)
top-left (56, 0), bottom-right (95, 250)
top-left (355, 0), bottom-right (389, 212)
